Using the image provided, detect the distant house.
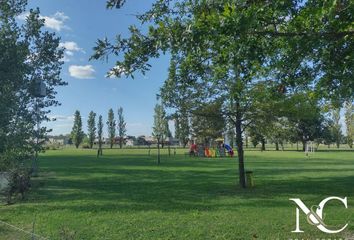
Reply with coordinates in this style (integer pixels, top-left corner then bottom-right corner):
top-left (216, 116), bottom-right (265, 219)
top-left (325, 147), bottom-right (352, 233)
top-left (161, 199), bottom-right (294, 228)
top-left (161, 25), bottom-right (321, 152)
top-left (47, 138), bottom-right (64, 145)
top-left (168, 137), bottom-right (180, 146)
top-left (94, 138), bottom-right (110, 145)
top-left (126, 139), bottom-right (134, 146)
top-left (143, 136), bottom-right (180, 146)
top-left (144, 136), bottom-right (156, 145)
top-left (125, 136), bottom-right (135, 146)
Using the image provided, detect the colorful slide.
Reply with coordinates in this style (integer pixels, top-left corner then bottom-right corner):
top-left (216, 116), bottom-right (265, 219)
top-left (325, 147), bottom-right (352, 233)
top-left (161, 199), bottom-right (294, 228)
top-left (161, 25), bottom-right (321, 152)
top-left (204, 148), bottom-right (211, 157)
top-left (209, 149), bottom-right (216, 157)
top-left (204, 148), bottom-right (216, 157)
top-left (224, 144), bottom-right (234, 157)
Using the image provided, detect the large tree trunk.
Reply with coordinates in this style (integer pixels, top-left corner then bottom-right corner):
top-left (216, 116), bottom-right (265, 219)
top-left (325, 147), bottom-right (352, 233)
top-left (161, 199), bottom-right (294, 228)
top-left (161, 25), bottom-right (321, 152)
top-left (275, 141), bottom-right (279, 151)
top-left (235, 102), bottom-right (246, 188)
top-left (261, 138), bottom-right (266, 151)
top-left (302, 140), bottom-right (306, 152)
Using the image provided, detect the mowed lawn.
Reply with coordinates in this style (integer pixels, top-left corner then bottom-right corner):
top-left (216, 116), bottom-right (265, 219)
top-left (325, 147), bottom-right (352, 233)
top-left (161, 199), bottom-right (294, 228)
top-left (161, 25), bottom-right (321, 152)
top-left (0, 148), bottom-right (354, 239)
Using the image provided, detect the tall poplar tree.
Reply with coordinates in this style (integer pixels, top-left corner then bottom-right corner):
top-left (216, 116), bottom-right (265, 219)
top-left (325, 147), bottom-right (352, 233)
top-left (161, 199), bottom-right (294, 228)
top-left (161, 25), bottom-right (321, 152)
top-left (87, 111), bottom-right (97, 148)
top-left (107, 108), bottom-right (116, 149)
top-left (71, 110), bottom-right (84, 149)
top-left (97, 115), bottom-right (104, 155)
top-left (117, 107), bottom-right (127, 149)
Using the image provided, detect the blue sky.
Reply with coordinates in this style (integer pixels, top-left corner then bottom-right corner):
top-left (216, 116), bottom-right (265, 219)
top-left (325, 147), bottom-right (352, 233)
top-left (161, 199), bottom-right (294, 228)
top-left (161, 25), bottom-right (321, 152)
top-left (21, 0), bottom-right (171, 137)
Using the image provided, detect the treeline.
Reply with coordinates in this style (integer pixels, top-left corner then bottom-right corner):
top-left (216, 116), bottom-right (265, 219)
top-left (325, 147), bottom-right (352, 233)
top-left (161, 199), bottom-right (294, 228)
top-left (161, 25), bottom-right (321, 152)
top-left (70, 107), bottom-right (126, 149)
top-left (154, 100), bottom-right (353, 152)
top-left (245, 101), bottom-right (353, 151)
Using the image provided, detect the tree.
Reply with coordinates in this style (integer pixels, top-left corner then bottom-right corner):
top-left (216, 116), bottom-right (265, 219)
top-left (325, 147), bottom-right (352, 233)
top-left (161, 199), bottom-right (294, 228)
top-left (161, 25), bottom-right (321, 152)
top-left (97, 115), bottom-right (104, 155)
top-left (174, 111), bottom-right (190, 148)
top-left (249, 128), bottom-right (265, 150)
top-left (266, 118), bottom-right (293, 151)
top-left (107, 108), bottom-right (116, 149)
top-left (286, 96), bottom-right (325, 151)
top-left (136, 136), bottom-right (148, 146)
top-left (319, 119), bottom-right (335, 148)
top-left (93, 1), bottom-right (270, 187)
top-left (71, 111), bottom-right (84, 149)
top-left (117, 107), bottom-right (127, 149)
top-left (152, 104), bottom-right (167, 165)
top-left (0, 0), bottom-right (66, 182)
top-left (344, 102), bottom-right (353, 148)
top-left (330, 108), bottom-right (343, 148)
top-left (87, 111), bottom-right (97, 149)
top-left (93, 0), bottom-right (289, 188)
top-left (190, 102), bottom-right (225, 146)
top-left (93, 0), bottom-right (353, 188)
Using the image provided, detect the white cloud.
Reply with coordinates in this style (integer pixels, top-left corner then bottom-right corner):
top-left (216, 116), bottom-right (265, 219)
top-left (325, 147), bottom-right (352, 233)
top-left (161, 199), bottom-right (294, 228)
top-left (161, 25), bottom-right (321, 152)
top-left (18, 11), bottom-right (69, 32)
top-left (59, 41), bottom-right (84, 62)
top-left (69, 65), bottom-right (95, 79)
top-left (59, 41), bottom-right (83, 52)
top-left (65, 50), bottom-right (74, 56)
top-left (42, 12), bottom-right (69, 31)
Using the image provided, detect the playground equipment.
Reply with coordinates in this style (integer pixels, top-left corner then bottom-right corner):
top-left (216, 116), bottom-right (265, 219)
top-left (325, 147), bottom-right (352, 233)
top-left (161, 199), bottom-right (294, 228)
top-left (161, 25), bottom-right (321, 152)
top-left (204, 148), bottom-right (217, 157)
top-left (223, 144), bottom-right (234, 157)
top-left (189, 142), bottom-right (234, 158)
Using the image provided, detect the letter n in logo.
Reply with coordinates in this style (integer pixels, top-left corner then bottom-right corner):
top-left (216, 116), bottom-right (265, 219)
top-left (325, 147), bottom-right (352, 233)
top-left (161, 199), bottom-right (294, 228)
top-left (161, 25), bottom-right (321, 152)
top-left (289, 197), bottom-right (348, 234)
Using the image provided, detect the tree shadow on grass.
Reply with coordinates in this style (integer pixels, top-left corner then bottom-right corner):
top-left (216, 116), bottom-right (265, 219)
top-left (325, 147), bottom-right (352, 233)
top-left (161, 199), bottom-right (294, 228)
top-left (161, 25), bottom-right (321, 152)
top-left (23, 177), bottom-right (354, 216)
top-left (27, 156), bottom-right (354, 213)
top-left (21, 152), bottom-right (353, 213)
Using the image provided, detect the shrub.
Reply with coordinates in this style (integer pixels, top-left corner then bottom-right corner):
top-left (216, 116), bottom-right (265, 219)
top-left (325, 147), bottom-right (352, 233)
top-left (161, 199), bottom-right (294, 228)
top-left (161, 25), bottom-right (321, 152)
top-left (4, 168), bottom-right (31, 204)
top-left (44, 143), bottom-right (62, 150)
top-left (81, 143), bottom-right (90, 149)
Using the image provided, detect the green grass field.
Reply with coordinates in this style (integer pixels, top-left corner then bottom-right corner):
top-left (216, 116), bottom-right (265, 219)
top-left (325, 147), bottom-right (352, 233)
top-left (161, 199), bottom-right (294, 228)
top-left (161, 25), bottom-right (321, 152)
top-left (0, 148), bottom-right (353, 239)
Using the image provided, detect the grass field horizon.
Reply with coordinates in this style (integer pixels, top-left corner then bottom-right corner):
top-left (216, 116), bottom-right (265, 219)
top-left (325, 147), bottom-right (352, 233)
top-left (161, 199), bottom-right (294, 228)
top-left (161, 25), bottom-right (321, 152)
top-left (1, 148), bottom-right (353, 239)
